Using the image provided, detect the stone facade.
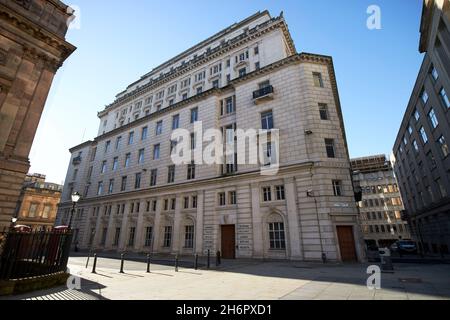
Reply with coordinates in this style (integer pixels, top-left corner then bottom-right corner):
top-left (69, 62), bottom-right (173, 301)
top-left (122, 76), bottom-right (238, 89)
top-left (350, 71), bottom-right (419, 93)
top-left (56, 11), bottom-right (364, 262)
top-left (0, 0), bottom-right (76, 228)
top-left (351, 155), bottom-right (411, 248)
top-left (393, 0), bottom-right (450, 255)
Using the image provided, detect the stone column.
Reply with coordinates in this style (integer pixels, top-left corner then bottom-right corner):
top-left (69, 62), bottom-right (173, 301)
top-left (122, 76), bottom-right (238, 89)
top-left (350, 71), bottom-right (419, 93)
top-left (250, 183), bottom-right (263, 258)
top-left (152, 200), bottom-right (163, 253)
top-left (284, 177), bottom-right (303, 260)
top-left (171, 196), bottom-right (183, 254)
top-left (134, 201), bottom-right (145, 252)
top-left (81, 207), bottom-right (94, 248)
top-left (195, 191), bottom-right (204, 255)
top-left (104, 208), bottom-right (116, 250)
top-left (118, 203), bottom-right (130, 251)
top-left (92, 206), bottom-right (103, 247)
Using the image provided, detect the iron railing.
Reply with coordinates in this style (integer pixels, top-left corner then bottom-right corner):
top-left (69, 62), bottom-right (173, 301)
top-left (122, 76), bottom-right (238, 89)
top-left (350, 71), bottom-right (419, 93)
top-left (253, 85), bottom-right (274, 100)
top-left (0, 229), bottom-right (72, 280)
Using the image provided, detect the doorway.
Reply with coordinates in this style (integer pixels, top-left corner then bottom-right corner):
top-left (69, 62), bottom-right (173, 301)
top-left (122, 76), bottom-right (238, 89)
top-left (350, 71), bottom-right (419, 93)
top-left (221, 225), bottom-right (236, 259)
top-left (336, 226), bottom-right (357, 262)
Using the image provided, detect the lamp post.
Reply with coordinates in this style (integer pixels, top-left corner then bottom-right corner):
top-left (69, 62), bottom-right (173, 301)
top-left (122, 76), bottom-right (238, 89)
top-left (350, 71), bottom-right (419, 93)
top-left (68, 192), bottom-right (81, 230)
top-left (10, 217), bottom-right (18, 231)
top-left (307, 190), bottom-right (326, 263)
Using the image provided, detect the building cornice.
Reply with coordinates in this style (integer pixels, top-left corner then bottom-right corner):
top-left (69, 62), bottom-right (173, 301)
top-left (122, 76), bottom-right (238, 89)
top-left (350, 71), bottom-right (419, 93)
top-left (419, 0), bottom-right (434, 53)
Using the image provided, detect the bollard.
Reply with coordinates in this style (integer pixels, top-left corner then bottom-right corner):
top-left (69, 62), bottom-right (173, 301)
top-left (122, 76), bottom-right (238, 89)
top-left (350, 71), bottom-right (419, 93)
top-left (207, 250), bottom-right (210, 269)
top-left (119, 253), bottom-right (125, 273)
top-left (146, 254), bottom-right (151, 273)
top-left (194, 254), bottom-right (198, 270)
top-left (175, 254), bottom-right (179, 272)
top-left (216, 251), bottom-right (221, 266)
top-left (321, 252), bottom-right (327, 263)
top-left (91, 254), bottom-right (97, 274)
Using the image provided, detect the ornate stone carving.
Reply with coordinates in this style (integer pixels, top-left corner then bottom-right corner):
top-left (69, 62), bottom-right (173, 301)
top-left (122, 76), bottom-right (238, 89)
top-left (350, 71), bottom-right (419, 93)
top-left (13, 0), bottom-right (32, 10)
top-left (0, 50), bottom-right (6, 66)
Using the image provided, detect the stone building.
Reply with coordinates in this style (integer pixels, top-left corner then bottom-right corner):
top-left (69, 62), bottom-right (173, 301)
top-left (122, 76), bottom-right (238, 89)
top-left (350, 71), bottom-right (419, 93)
top-left (393, 0), bottom-right (450, 255)
top-left (351, 155), bottom-right (410, 249)
top-left (14, 173), bottom-right (62, 230)
top-left (56, 11), bottom-right (364, 262)
top-left (0, 0), bottom-right (76, 228)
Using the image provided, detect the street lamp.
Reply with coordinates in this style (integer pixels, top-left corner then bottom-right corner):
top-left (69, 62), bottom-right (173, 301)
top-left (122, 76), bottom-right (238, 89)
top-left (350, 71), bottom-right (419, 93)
top-left (11, 217), bottom-right (18, 229)
top-left (68, 192), bottom-right (81, 230)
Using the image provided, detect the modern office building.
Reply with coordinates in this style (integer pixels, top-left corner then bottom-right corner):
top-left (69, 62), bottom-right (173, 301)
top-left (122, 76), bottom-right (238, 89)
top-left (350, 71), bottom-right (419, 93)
top-left (392, 0), bottom-right (450, 255)
top-left (0, 0), bottom-right (75, 228)
top-left (56, 11), bottom-right (365, 262)
top-left (351, 155), bottom-right (410, 249)
top-left (14, 173), bottom-right (62, 230)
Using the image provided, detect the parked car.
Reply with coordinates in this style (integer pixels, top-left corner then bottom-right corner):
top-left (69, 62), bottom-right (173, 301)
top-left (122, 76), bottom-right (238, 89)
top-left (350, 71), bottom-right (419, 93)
top-left (390, 240), bottom-right (417, 254)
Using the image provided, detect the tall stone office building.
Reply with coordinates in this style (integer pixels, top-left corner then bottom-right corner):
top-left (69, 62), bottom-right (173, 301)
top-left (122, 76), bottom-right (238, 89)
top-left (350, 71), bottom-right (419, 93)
top-left (56, 11), bottom-right (364, 262)
top-left (0, 0), bottom-right (76, 228)
top-left (393, 0), bottom-right (450, 255)
top-left (351, 155), bottom-right (410, 249)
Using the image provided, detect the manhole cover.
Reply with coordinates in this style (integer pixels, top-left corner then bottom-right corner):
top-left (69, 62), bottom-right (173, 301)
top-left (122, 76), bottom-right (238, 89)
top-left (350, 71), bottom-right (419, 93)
top-left (398, 278), bottom-right (422, 283)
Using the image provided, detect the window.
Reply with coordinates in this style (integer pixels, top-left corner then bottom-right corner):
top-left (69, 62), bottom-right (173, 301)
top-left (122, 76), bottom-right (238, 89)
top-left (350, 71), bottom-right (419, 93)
top-left (163, 226), bottom-right (172, 247)
top-left (408, 126), bottom-right (413, 135)
top-left (224, 96), bottom-right (235, 115)
top-left (229, 191), bottom-right (236, 205)
top-left (226, 74), bottom-right (231, 84)
top-left (170, 140), bottom-right (177, 154)
top-left (218, 192), bottom-right (226, 206)
top-left (112, 157), bottom-right (118, 171)
top-left (150, 169), bottom-right (157, 186)
top-left (226, 59), bottom-right (230, 67)
top-left (115, 136), bottom-right (121, 150)
top-left (255, 62), bottom-right (260, 70)
top-left (325, 139), bottom-right (336, 158)
top-left (413, 140), bottom-right (419, 152)
top-left (431, 65), bottom-right (439, 81)
top-left (128, 132), bottom-right (134, 145)
top-left (190, 107), bottom-right (198, 123)
top-left (403, 135), bottom-right (408, 146)
top-left (269, 222), bottom-right (286, 249)
top-left (421, 89), bottom-right (429, 104)
top-left (171, 198), bottom-right (176, 210)
top-left (125, 153), bottom-right (131, 167)
top-left (440, 88), bottom-right (450, 108)
top-left (42, 205), bottom-right (51, 219)
top-left (319, 103), bottom-right (329, 120)
top-left (128, 227), bottom-right (135, 246)
top-left (190, 132), bottom-right (196, 150)
top-left (144, 227), bottom-right (152, 247)
top-left (156, 121), bottom-right (163, 135)
top-left (137, 149), bottom-right (145, 164)
top-left (105, 141), bottom-right (111, 153)
top-left (187, 162), bottom-right (195, 180)
top-left (141, 126), bottom-right (148, 140)
top-left (419, 127), bottom-right (428, 144)
top-left (182, 93), bottom-right (188, 100)
top-left (184, 225), bottom-right (194, 248)
top-left (275, 185), bottom-right (285, 200)
top-left (72, 169), bottom-right (78, 180)
top-left (262, 187), bottom-right (271, 202)
top-left (332, 180), bottom-right (342, 196)
top-left (414, 109), bottom-right (420, 121)
top-left (135, 172), bottom-right (141, 189)
top-left (152, 200), bottom-right (157, 211)
top-left (212, 79), bottom-right (219, 88)
top-left (108, 179), bottom-right (114, 194)
top-left (172, 115), bottom-right (180, 130)
top-left (312, 72), bottom-right (324, 87)
top-left (263, 142), bottom-right (274, 166)
top-left (121, 176), bottom-right (127, 191)
top-left (254, 46), bottom-right (259, 55)
top-left (261, 111), bottom-right (273, 130)
top-left (97, 181), bottom-right (104, 195)
top-left (153, 144), bottom-right (160, 160)
top-left (428, 108), bottom-right (438, 128)
top-left (28, 203), bottom-right (38, 217)
top-left (167, 165), bottom-right (175, 183)
top-left (196, 87), bottom-right (203, 94)
top-left (113, 228), bottom-right (120, 246)
top-left (183, 197), bottom-right (189, 209)
top-left (238, 68), bottom-right (246, 77)
top-left (90, 147), bottom-right (97, 161)
top-left (437, 135), bottom-right (449, 157)
top-left (168, 99), bottom-right (174, 106)
top-left (101, 161), bottom-right (107, 174)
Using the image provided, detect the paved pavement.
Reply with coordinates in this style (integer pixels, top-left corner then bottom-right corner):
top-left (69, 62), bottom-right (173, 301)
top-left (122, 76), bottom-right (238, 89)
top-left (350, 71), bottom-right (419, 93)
top-left (1, 255), bottom-right (450, 300)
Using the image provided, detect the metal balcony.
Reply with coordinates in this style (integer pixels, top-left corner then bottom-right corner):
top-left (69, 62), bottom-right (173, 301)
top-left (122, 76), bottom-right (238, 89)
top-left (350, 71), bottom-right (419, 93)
top-left (72, 156), bottom-right (82, 165)
top-left (253, 85), bottom-right (274, 103)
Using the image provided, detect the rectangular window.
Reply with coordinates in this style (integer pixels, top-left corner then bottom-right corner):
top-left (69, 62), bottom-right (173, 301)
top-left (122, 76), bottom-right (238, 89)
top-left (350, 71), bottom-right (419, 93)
top-left (319, 103), bottom-right (329, 120)
top-left (97, 181), bottom-right (103, 195)
top-left (163, 226), bottom-right (172, 247)
top-left (105, 141), bottom-right (111, 153)
top-left (156, 121), bottom-right (163, 135)
top-left (108, 179), bottom-right (114, 194)
top-left (255, 62), bottom-right (260, 70)
top-left (191, 107), bottom-right (198, 123)
top-left (192, 196), bottom-right (197, 208)
top-left (150, 169), bottom-right (157, 186)
top-left (152, 200), bottom-right (157, 212)
top-left (438, 135), bottom-right (449, 157)
top-left (190, 132), bottom-right (196, 150)
top-left (408, 126), bottom-right (413, 135)
top-left (413, 140), bottom-right (419, 152)
top-left (115, 136), bottom-right (121, 150)
top-left (170, 140), bottom-right (177, 154)
top-left (212, 79), bottom-right (219, 88)
top-left (262, 187), bottom-right (271, 202)
top-left (128, 227), bottom-right (135, 246)
top-left (196, 87), bottom-right (203, 94)
top-left (226, 96), bottom-right (235, 114)
top-left (254, 46), bottom-right (259, 55)
top-left (183, 197), bottom-right (189, 209)
top-left (332, 180), bottom-right (342, 196)
top-left (100, 228), bottom-right (107, 245)
top-left (229, 191), bottom-right (237, 205)
top-left (168, 165), bottom-right (175, 183)
top-left (187, 162), bottom-right (195, 180)
top-left (325, 138), bottom-right (336, 158)
top-left (121, 176), bottom-right (127, 191)
top-left (275, 185), bottom-right (285, 200)
top-left (431, 65), bottom-right (439, 81)
top-left (101, 161), bottom-right (107, 174)
top-left (428, 108), bottom-right (438, 128)
top-left (128, 132), bottom-right (134, 145)
top-left (172, 115), bottom-right (180, 130)
top-left (113, 228), bottom-right (121, 246)
top-left (125, 153), bottom-right (131, 167)
top-left (112, 157), bottom-right (118, 171)
top-left (261, 111), bottom-right (274, 130)
top-left (414, 109), bottom-right (420, 121)
top-left (440, 88), bottom-right (450, 108)
top-left (421, 88), bottom-right (429, 104)
top-left (184, 225), bottom-right (194, 248)
top-left (171, 198), bottom-right (176, 210)
top-left (269, 222), bottom-right (286, 249)
top-left (144, 227), bottom-right (153, 247)
top-left (135, 172), bottom-right (141, 189)
top-left (153, 144), bottom-right (160, 160)
top-left (28, 203), bottom-right (37, 217)
top-left (238, 68), bottom-right (246, 77)
top-left (420, 127), bottom-right (428, 144)
top-left (141, 126), bottom-right (148, 140)
top-left (218, 192), bottom-right (226, 206)
top-left (138, 149), bottom-right (145, 164)
top-left (312, 72), bottom-right (324, 87)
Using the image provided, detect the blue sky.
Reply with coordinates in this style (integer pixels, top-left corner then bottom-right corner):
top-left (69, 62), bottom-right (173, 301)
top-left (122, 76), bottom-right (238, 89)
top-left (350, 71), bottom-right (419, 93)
top-left (29, 0), bottom-right (424, 184)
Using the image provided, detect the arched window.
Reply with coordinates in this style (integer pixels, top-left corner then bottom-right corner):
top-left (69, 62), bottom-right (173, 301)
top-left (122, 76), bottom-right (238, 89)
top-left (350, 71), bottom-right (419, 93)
top-left (267, 214), bottom-right (286, 250)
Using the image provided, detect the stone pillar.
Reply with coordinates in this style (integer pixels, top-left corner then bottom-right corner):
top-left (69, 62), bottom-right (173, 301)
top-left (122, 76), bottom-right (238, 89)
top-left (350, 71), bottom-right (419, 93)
top-left (81, 207), bottom-right (94, 248)
top-left (134, 201), bottom-right (145, 252)
top-left (250, 183), bottom-right (263, 258)
top-left (104, 209), bottom-right (116, 250)
top-left (195, 191), bottom-right (204, 255)
top-left (118, 203), bottom-right (130, 251)
top-left (285, 177), bottom-right (303, 260)
top-left (172, 196), bottom-right (183, 254)
top-left (152, 200), bottom-right (162, 253)
top-left (92, 207), bottom-right (103, 247)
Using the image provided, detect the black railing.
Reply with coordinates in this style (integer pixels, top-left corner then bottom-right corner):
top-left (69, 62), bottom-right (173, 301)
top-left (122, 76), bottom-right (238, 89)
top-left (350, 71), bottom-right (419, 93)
top-left (253, 85), bottom-right (274, 99)
top-left (72, 156), bottom-right (82, 165)
top-left (0, 229), bottom-right (72, 280)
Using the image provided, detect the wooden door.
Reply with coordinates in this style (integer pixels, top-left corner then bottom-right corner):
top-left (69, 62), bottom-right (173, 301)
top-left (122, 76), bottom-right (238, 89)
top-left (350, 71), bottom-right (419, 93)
top-left (221, 225), bottom-right (236, 259)
top-left (336, 226), bottom-right (357, 262)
